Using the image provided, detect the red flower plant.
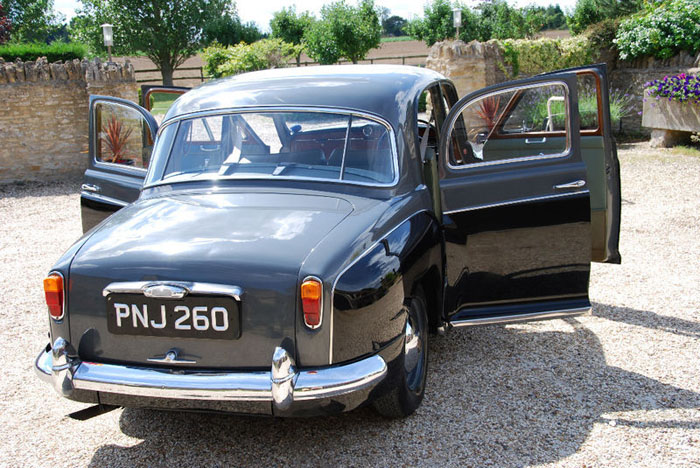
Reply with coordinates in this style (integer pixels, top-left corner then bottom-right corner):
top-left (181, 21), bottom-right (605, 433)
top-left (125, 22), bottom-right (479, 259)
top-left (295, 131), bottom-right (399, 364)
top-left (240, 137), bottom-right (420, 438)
top-left (476, 96), bottom-right (501, 130)
top-left (101, 116), bottom-right (133, 163)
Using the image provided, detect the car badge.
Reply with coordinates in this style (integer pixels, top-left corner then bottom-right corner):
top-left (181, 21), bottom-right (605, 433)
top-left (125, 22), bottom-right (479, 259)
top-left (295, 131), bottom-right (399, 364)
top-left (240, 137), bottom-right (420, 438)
top-left (142, 283), bottom-right (188, 299)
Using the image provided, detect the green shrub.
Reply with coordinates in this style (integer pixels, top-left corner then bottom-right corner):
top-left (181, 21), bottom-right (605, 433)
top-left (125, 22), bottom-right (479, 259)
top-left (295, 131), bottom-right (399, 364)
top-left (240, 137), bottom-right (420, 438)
top-left (0, 41), bottom-right (87, 62)
top-left (499, 37), bottom-right (594, 77)
top-left (202, 39), bottom-right (300, 79)
top-left (614, 0), bottom-right (700, 60)
top-left (583, 17), bottom-right (623, 53)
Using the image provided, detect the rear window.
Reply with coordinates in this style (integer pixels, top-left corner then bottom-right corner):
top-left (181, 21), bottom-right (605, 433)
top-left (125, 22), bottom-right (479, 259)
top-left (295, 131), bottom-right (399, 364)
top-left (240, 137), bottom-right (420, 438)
top-left (156, 111), bottom-right (396, 185)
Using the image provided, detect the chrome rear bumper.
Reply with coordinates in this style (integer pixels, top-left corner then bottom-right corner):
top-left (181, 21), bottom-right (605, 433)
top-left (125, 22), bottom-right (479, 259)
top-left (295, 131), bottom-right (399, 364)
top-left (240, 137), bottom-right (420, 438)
top-left (35, 338), bottom-right (387, 414)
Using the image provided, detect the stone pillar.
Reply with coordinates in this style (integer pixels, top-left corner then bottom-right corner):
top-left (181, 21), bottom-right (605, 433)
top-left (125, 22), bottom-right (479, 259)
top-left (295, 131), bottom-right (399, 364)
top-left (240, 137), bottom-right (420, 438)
top-left (425, 40), bottom-right (509, 99)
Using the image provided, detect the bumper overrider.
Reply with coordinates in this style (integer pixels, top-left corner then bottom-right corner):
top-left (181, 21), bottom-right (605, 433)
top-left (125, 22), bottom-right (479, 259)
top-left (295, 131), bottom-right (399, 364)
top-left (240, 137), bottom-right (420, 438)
top-left (35, 337), bottom-right (389, 416)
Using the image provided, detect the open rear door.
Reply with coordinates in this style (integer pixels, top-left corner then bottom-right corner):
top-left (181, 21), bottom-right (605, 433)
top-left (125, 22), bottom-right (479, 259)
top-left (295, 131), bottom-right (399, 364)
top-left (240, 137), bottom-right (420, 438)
top-left (540, 64), bottom-right (621, 263)
top-left (439, 73), bottom-right (593, 325)
top-left (81, 96), bottom-right (158, 233)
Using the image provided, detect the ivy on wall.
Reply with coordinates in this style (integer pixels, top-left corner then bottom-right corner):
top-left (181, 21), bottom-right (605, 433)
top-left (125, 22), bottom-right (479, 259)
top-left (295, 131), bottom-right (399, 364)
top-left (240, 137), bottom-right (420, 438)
top-left (497, 36), bottom-right (594, 78)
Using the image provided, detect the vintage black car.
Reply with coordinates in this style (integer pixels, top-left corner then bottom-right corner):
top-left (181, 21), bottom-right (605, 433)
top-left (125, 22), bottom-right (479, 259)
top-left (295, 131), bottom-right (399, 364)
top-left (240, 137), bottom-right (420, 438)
top-left (36, 65), bottom-right (621, 418)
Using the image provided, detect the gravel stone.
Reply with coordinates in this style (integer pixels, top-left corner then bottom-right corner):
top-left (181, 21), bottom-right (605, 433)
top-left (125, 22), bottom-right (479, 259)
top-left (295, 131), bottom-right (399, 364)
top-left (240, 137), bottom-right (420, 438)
top-left (0, 143), bottom-right (698, 467)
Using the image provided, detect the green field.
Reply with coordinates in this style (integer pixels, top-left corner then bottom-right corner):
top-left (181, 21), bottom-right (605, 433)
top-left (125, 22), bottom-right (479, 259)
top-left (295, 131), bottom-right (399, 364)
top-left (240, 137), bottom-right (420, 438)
top-left (380, 36), bottom-right (415, 43)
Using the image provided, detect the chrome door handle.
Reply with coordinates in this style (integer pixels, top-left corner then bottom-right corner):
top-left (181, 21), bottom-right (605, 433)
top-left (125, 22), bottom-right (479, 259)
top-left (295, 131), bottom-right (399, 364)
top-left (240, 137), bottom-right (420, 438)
top-left (525, 137), bottom-right (547, 144)
top-left (81, 184), bottom-right (101, 193)
top-left (554, 180), bottom-right (586, 190)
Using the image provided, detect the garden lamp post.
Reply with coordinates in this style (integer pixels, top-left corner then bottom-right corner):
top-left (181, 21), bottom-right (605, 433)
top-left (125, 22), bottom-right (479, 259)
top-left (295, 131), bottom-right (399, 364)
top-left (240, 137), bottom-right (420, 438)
top-left (101, 23), bottom-right (113, 63)
top-left (453, 8), bottom-right (461, 39)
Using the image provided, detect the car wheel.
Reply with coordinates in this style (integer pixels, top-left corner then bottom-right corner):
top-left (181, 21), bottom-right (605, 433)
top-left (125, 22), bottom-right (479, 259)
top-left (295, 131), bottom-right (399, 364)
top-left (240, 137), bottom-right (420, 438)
top-left (372, 286), bottom-right (429, 418)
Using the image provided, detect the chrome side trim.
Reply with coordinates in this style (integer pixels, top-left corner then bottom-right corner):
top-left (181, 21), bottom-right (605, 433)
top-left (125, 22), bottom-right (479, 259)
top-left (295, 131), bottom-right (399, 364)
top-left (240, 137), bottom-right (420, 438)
top-left (449, 306), bottom-right (590, 327)
top-left (35, 342), bottom-right (387, 407)
top-left (443, 190), bottom-right (589, 215)
top-left (102, 281), bottom-right (242, 300)
top-left (147, 106), bottom-right (401, 190)
top-left (81, 191), bottom-right (129, 208)
top-left (329, 208), bottom-right (430, 364)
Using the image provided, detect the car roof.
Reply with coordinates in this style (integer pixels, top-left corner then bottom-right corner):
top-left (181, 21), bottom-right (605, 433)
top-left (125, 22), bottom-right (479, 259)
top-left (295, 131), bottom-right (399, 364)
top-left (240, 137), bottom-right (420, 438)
top-left (163, 65), bottom-right (447, 128)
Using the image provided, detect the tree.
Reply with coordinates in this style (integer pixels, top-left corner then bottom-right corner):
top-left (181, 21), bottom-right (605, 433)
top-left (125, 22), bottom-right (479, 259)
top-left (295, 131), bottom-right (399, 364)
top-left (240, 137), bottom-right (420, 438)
top-left (70, 0), bottom-right (230, 86)
top-left (567, 0), bottom-right (644, 34)
top-left (203, 11), bottom-right (263, 47)
top-left (382, 15), bottom-right (407, 36)
top-left (270, 7), bottom-right (314, 65)
top-left (5, 0), bottom-right (62, 43)
top-left (0, 2), bottom-right (11, 44)
top-left (303, 0), bottom-right (381, 64)
top-left (404, 0), bottom-right (454, 46)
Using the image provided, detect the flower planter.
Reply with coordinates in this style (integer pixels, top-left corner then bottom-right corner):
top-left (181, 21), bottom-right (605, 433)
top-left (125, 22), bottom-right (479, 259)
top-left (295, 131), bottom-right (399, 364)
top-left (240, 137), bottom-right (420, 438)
top-left (642, 98), bottom-right (700, 147)
top-left (642, 98), bottom-right (700, 133)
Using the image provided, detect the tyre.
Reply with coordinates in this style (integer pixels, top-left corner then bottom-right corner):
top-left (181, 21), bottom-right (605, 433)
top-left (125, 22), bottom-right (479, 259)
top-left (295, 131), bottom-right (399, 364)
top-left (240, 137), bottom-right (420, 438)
top-left (372, 286), bottom-right (429, 418)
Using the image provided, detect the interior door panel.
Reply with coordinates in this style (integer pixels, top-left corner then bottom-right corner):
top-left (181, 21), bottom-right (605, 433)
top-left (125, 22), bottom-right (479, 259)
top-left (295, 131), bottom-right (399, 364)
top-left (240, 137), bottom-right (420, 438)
top-left (539, 65), bottom-right (622, 263)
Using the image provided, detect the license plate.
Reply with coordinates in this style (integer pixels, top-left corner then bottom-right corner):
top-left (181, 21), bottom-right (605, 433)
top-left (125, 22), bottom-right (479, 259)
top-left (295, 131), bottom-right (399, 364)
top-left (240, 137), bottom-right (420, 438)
top-left (106, 293), bottom-right (240, 339)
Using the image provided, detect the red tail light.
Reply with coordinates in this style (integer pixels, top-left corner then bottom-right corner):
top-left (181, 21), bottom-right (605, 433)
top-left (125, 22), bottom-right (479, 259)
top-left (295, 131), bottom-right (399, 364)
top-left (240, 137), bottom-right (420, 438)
top-left (43, 273), bottom-right (64, 320)
top-left (301, 277), bottom-right (322, 329)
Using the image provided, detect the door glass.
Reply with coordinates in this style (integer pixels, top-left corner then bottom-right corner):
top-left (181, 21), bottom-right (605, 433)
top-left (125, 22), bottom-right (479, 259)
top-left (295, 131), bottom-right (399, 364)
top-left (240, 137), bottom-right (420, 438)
top-left (144, 90), bottom-right (183, 124)
top-left (448, 82), bottom-right (570, 166)
top-left (577, 73), bottom-right (600, 131)
top-left (94, 101), bottom-right (154, 169)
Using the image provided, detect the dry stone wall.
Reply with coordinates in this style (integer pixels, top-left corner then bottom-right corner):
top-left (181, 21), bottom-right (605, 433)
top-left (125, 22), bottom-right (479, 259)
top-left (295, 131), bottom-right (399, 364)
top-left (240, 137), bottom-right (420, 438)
top-left (0, 58), bottom-right (138, 184)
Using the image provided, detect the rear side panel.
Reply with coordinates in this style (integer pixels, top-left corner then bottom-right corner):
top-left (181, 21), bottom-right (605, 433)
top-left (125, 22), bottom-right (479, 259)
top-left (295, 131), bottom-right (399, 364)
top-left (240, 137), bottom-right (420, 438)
top-left (331, 211), bottom-right (442, 364)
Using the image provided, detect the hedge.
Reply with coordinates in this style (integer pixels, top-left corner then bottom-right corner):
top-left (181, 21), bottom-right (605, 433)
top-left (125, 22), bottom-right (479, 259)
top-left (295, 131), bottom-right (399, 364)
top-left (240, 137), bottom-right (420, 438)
top-left (0, 42), bottom-right (87, 63)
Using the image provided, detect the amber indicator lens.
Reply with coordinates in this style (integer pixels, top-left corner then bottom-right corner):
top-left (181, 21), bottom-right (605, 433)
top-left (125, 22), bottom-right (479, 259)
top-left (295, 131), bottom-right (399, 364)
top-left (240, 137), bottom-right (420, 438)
top-left (301, 279), bottom-right (322, 328)
top-left (44, 273), bottom-right (64, 319)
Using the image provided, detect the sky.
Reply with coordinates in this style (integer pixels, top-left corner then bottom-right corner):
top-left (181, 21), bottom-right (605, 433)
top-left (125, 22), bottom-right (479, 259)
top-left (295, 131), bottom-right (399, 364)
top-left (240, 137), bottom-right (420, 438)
top-left (54, 0), bottom-right (579, 32)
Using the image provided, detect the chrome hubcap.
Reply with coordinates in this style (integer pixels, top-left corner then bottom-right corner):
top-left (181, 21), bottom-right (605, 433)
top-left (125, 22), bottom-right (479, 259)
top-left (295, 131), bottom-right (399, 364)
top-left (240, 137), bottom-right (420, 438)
top-left (404, 314), bottom-right (422, 376)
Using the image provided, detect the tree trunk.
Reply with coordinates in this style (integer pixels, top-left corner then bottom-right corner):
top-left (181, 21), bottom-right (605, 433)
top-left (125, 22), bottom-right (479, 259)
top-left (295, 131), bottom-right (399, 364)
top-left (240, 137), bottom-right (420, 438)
top-left (296, 54), bottom-right (301, 67)
top-left (160, 61), bottom-right (174, 86)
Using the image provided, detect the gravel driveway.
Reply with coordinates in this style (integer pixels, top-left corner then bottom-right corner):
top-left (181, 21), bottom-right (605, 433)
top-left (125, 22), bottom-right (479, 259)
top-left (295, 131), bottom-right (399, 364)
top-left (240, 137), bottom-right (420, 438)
top-left (0, 143), bottom-right (698, 467)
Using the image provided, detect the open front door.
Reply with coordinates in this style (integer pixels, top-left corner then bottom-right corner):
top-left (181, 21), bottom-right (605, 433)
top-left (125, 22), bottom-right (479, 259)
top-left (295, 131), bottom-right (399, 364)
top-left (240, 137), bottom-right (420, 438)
top-left (438, 74), bottom-right (592, 325)
top-left (540, 64), bottom-right (621, 263)
top-left (81, 96), bottom-right (158, 233)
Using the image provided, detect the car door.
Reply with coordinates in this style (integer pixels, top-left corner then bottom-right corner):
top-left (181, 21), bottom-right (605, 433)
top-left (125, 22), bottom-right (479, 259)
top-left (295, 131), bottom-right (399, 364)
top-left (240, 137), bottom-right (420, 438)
top-left (81, 87), bottom-right (189, 233)
top-left (80, 95), bottom-right (158, 233)
top-left (438, 74), bottom-right (592, 325)
top-left (540, 64), bottom-right (621, 264)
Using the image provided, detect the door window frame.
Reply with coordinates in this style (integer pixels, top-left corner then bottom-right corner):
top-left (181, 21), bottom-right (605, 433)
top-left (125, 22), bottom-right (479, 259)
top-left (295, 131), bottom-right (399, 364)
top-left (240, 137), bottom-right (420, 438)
top-left (443, 80), bottom-right (574, 172)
